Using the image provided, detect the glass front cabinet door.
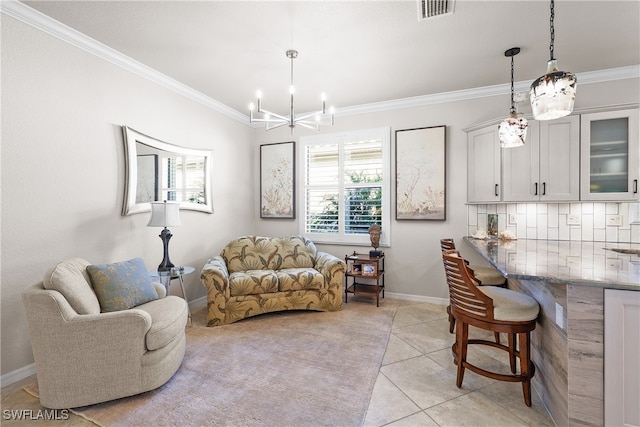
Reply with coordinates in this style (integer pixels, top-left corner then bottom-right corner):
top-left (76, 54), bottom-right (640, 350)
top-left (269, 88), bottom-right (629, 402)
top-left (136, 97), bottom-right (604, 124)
top-left (580, 109), bottom-right (639, 201)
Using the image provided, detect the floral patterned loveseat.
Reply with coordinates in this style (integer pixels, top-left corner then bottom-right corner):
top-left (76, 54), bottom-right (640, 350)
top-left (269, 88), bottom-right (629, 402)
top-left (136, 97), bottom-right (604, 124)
top-left (200, 235), bottom-right (346, 326)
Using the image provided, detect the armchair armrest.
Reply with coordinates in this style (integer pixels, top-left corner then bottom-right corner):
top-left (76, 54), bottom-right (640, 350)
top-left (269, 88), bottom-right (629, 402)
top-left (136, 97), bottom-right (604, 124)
top-left (315, 251), bottom-right (346, 290)
top-left (200, 256), bottom-right (230, 326)
top-left (152, 281), bottom-right (166, 298)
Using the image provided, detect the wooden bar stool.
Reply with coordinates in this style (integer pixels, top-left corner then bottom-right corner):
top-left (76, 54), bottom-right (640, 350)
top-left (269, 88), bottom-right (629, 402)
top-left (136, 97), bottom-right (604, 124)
top-left (442, 249), bottom-right (540, 406)
top-left (440, 238), bottom-right (507, 334)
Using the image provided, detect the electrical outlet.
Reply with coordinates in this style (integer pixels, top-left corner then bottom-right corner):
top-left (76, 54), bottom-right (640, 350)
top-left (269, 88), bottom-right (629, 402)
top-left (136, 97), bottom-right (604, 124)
top-left (567, 214), bottom-right (581, 226)
top-left (607, 258), bottom-right (623, 270)
top-left (508, 214), bottom-right (517, 225)
top-left (555, 303), bottom-right (564, 328)
top-left (607, 214), bottom-right (622, 227)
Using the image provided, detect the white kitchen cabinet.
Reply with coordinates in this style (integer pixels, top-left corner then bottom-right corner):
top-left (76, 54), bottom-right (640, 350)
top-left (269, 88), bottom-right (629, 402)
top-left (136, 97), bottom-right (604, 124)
top-left (580, 109), bottom-right (639, 201)
top-left (502, 116), bottom-right (580, 202)
top-left (467, 126), bottom-right (501, 203)
top-left (604, 288), bottom-right (640, 427)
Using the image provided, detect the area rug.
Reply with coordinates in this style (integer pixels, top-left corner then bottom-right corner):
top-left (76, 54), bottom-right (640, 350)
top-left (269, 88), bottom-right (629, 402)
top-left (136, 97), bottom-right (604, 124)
top-left (25, 299), bottom-right (397, 426)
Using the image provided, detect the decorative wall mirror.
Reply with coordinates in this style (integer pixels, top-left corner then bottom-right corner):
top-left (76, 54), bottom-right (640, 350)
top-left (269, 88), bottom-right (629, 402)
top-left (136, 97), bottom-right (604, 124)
top-left (122, 126), bottom-right (213, 215)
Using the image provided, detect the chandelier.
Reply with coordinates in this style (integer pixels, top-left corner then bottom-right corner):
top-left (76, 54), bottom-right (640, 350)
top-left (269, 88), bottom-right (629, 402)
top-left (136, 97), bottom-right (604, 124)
top-left (249, 50), bottom-right (335, 133)
top-left (498, 47), bottom-right (528, 148)
top-left (529, 0), bottom-right (577, 120)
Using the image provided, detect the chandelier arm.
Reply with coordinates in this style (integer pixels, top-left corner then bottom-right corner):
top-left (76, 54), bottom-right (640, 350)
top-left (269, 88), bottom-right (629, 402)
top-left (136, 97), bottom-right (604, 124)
top-left (256, 108), bottom-right (290, 123)
top-left (295, 110), bottom-right (325, 122)
top-left (297, 118), bottom-right (333, 126)
top-left (265, 121), bottom-right (291, 131)
top-left (251, 117), bottom-right (286, 124)
top-left (294, 122), bottom-right (319, 131)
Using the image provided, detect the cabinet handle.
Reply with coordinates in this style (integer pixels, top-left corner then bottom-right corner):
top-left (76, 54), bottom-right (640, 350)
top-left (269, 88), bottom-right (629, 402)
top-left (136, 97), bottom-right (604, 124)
top-left (495, 184), bottom-right (499, 197)
top-left (534, 183), bottom-right (538, 196)
top-left (634, 179), bottom-right (638, 194)
top-left (543, 182), bottom-right (546, 196)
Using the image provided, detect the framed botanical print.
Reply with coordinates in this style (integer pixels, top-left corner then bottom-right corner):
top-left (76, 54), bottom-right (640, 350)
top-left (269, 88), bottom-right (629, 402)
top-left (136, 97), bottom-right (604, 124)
top-left (395, 126), bottom-right (446, 220)
top-left (260, 141), bottom-right (295, 219)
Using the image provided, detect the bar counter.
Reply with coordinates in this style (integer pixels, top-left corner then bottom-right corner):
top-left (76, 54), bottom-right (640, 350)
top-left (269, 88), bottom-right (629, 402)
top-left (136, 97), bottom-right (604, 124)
top-left (462, 236), bottom-right (640, 427)
top-left (463, 237), bottom-right (640, 290)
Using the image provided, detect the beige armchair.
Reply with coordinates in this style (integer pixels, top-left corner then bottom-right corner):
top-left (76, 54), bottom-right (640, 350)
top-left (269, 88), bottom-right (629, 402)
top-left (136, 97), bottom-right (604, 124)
top-left (22, 258), bottom-right (188, 409)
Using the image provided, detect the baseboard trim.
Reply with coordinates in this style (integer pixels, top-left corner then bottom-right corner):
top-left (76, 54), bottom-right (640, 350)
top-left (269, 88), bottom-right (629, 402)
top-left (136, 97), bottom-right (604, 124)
top-left (1, 363), bottom-right (36, 388)
top-left (385, 292), bottom-right (448, 305)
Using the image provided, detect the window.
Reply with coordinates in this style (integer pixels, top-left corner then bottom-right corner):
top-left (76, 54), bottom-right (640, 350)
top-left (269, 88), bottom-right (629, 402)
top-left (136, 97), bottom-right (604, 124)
top-left (299, 127), bottom-right (390, 246)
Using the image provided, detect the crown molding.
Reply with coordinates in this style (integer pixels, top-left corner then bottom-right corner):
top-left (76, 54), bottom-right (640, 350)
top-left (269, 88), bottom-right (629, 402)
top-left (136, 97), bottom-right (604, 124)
top-left (3, 0), bottom-right (638, 126)
top-left (338, 65), bottom-right (640, 117)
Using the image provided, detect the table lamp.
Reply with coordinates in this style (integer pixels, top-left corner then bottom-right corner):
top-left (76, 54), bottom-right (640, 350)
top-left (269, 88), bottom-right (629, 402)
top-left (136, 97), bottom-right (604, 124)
top-left (147, 200), bottom-right (181, 272)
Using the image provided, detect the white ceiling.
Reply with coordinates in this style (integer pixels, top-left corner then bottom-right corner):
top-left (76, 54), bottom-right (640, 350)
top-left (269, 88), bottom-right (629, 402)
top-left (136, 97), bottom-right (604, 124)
top-left (21, 0), bottom-right (640, 118)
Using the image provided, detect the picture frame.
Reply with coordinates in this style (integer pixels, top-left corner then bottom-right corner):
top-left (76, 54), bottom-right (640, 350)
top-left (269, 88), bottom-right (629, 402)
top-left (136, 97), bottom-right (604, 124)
top-left (260, 141), bottom-right (295, 219)
top-left (351, 264), bottom-right (362, 274)
top-left (395, 125), bottom-right (446, 220)
top-left (362, 263), bottom-right (377, 276)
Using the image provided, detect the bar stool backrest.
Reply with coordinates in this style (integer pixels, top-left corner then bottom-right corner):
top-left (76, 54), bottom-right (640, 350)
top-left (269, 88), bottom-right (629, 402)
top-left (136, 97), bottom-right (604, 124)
top-left (442, 249), bottom-right (495, 321)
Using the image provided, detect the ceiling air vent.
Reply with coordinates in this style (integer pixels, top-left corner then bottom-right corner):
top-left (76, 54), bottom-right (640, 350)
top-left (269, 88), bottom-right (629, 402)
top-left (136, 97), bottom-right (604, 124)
top-left (418, 0), bottom-right (455, 21)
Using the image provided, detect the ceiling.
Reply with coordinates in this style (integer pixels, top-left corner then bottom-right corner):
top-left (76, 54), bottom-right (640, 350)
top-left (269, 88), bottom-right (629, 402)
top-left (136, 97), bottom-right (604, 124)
top-left (22, 0), bottom-right (640, 118)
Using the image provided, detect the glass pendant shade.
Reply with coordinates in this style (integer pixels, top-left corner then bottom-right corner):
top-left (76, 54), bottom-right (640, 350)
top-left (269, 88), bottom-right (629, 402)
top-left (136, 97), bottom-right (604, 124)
top-left (530, 59), bottom-right (577, 120)
top-left (499, 46), bottom-right (528, 148)
top-left (499, 112), bottom-right (528, 148)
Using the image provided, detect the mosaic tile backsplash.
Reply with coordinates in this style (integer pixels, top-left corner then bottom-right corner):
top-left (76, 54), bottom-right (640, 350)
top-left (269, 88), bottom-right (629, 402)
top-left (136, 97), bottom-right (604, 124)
top-left (468, 202), bottom-right (640, 243)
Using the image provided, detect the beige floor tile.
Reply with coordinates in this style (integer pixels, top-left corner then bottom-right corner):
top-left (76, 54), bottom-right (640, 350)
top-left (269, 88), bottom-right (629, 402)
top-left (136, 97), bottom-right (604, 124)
top-left (478, 381), bottom-right (555, 426)
top-left (426, 390), bottom-right (533, 427)
top-left (362, 373), bottom-right (422, 427)
top-left (392, 318), bottom-right (454, 354)
top-left (425, 348), bottom-right (497, 391)
top-left (387, 411), bottom-right (440, 426)
top-left (382, 334), bottom-right (423, 366)
top-left (380, 355), bottom-right (471, 409)
top-left (395, 302), bottom-right (448, 323)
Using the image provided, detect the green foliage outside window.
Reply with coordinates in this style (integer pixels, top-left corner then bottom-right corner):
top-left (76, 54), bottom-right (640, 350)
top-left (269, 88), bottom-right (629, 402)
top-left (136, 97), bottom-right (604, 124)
top-left (309, 172), bottom-right (382, 233)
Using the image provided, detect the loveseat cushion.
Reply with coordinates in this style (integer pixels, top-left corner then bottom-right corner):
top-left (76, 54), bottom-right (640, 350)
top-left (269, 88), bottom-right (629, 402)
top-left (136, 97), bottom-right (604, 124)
top-left (272, 236), bottom-right (317, 269)
top-left (87, 258), bottom-right (158, 313)
top-left (43, 258), bottom-right (101, 315)
top-left (229, 270), bottom-right (279, 296)
top-left (223, 236), bottom-right (278, 274)
top-left (276, 268), bottom-right (324, 292)
top-left (136, 296), bottom-right (188, 351)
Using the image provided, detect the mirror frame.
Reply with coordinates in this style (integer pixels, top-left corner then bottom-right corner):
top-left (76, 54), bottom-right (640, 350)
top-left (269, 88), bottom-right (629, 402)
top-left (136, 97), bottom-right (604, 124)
top-left (122, 126), bottom-right (213, 215)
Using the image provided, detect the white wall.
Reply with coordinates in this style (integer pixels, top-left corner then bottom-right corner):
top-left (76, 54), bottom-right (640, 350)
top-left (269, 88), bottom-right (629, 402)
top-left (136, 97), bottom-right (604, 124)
top-left (1, 16), bottom-right (254, 376)
top-left (253, 78), bottom-right (640, 303)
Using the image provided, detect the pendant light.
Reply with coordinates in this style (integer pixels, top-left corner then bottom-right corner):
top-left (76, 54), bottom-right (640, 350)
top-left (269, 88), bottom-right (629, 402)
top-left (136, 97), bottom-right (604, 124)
top-left (498, 47), bottom-right (528, 148)
top-left (529, 0), bottom-right (577, 120)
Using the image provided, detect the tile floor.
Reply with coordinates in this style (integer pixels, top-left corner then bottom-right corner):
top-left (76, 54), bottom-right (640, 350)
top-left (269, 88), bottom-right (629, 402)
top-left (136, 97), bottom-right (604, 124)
top-left (363, 299), bottom-right (555, 427)
top-left (1, 298), bottom-right (555, 426)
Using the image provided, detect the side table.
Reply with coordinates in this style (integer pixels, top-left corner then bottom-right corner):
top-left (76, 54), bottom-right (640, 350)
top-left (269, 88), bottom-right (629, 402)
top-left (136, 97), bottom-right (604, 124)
top-left (344, 253), bottom-right (385, 307)
top-left (149, 266), bottom-right (194, 324)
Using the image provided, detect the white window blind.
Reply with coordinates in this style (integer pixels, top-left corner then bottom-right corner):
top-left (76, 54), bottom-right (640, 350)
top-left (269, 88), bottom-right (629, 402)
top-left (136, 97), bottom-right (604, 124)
top-left (300, 127), bottom-right (390, 246)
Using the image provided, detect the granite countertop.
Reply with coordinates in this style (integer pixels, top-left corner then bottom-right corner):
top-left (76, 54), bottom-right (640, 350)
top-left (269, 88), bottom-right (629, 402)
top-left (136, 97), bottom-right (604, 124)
top-left (463, 237), bottom-right (640, 291)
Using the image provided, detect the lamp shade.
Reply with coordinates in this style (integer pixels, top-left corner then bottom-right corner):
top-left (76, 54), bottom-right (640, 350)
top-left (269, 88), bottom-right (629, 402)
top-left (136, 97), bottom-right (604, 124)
top-left (147, 201), bottom-right (181, 227)
top-left (498, 113), bottom-right (528, 148)
top-left (530, 60), bottom-right (577, 121)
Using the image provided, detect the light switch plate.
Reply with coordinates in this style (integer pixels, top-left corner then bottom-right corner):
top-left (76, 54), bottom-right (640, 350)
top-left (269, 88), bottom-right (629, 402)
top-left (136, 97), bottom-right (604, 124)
top-left (508, 214), bottom-right (517, 225)
top-left (567, 214), bottom-right (581, 226)
top-left (607, 214), bottom-right (622, 226)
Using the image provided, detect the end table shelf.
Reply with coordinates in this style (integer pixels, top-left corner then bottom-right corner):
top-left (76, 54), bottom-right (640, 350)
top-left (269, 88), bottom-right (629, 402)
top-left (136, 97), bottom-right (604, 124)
top-left (344, 253), bottom-right (385, 307)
